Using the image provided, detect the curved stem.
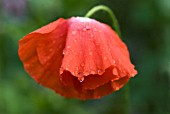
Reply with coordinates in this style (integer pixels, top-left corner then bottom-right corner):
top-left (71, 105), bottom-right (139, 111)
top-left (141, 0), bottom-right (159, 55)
top-left (85, 5), bottom-right (129, 114)
top-left (124, 83), bottom-right (130, 114)
top-left (85, 5), bottom-right (121, 36)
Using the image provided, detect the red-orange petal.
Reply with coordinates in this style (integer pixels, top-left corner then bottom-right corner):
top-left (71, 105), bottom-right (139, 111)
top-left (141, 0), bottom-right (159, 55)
top-left (18, 18), bottom-right (79, 98)
top-left (60, 17), bottom-right (137, 89)
top-left (18, 17), bottom-right (138, 100)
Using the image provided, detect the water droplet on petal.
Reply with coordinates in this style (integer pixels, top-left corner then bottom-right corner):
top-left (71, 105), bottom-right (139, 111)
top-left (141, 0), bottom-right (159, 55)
top-left (83, 28), bottom-right (86, 31)
top-left (84, 72), bottom-right (89, 76)
top-left (78, 73), bottom-right (84, 82)
top-left (111, 79), bottom-right (114, 82)
top-left (94, 28), bottom-right (97, 32)
top-left (72, 30), bottom-right (76, 35)
top-left (96, 41), bottom-right (100, 45)
top-left (112, 68), bottom-right (118, 75)
top-left (91, 34), bottom-right (94, 37)
top-left (97, 69), bottom-right (103, 75)
top-left (83, 26), bottom-right (91, 31)
top-left (118, 59), bottom-right (121, 62)
top-left (91, 70), bottom-right (95, 74)
top-left (86, 26), bottom-right (90, 30)
top-left (60, 67), bottom-right (64, 74)
top-left (131, 74), bottom-right (135, 77)
top-left (115, 87), bottom-right (119, 90)
top-left (25, 64), bottom-right (30, 67)
top-left (63, 50), bottom-right (66, 55)
top-left (67, 46), bottom-right (71, 49)
top-left (78, 76), bottom-right (84, 82)
top-left (81, 63), bottom-right (85, 67)
top-left (73, 39), bottom-right (77, 42)
top-left (89, 52), bottom-right (93, 55)
top-left (104, 57), bottom-right (108, 60)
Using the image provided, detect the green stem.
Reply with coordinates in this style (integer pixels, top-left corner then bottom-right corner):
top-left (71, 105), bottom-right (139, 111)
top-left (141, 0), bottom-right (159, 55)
top-left (85, 5), bottom-right (129, 114)
top-left (85, 5), bottom-right (121, 37)
top-left (124, 83), bottom-right (130, 114)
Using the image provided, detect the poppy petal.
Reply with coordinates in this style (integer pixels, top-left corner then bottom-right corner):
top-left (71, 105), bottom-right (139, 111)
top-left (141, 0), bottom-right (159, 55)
top-left (82, 66), bottom-right (119, 90)
top-left (33, 18), bottom-right (66, 34)
top-left (60, 17), bottom-right (137, 87)
top-left (18, 18), bottom-right (79, 98)
top-left (18, 17), bottom-right (138, 100)
top-left (18, 33), bottom-right (44, 79)
top-left (111, 76), bottom-right (129, 91)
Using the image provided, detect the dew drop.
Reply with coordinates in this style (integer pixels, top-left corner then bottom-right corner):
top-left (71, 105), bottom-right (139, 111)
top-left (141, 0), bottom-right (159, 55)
top-left (84, 72), bottom-right (89, 76)
top-left (97, 69), bottom-right (103, 75)
top-left (118, 59), bottom-right (121, 62)
top-left (78, 73), bottom-right (84, 82)
top-left (73, 39), bottom-right (77, 42)
top-left (81, 63), bottom-right (85, 67)
top-left (52, 41), bottom-right (56, 44)
top-left (25, 64), bottom-right (30, 67)
top-left (112, 68), bottom-right (118, 76)
top-left (83, 26), bottom-right (91, 31)
top-left (72, 30), bottom-right (76, 35)
top-left (91, 34), bottom-right (94, 37)
top-left (96, 42), bottom-right (100, 45)
top-left (94, 28), bottom-right (97, 32)
top-left (91, 70), bottom-right (95, 74)
top-left (78, 76), bottom-right (84, 82)
top-left (83, 28), bottom-right (86, 31)
top-left (115, 87), bottom-right (119, 90)
top-left (131, 74), bottom-right (135, 77)
top-left (63, 49), bottom-right (66, 55)
top-left (89, 52), bottom-right (93, 55)
top-left (76, 66), bottom-right (79, 70)
top-left (67, 46), bottom-right (71, 49)
top-left (60, 67), bottom-right (64, 74)
top-left (86, 26), bottom-right (90, 30)
top-left (104, 57), bottom-right (108, 60)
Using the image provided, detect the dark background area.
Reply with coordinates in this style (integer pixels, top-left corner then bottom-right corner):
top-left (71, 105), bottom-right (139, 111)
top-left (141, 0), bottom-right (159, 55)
top-left (0, 0), bottom-right (170, 114)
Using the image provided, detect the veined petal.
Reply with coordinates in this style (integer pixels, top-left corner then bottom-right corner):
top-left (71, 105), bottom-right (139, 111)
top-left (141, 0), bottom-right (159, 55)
top-left (18, 17), bottom-right (138, 100)
top-left (60, 17), bottom-right (137, 90)
top-left (33, 18), bottom-right (66, 34)
top-left (18, 18), bottom-right (79, 98)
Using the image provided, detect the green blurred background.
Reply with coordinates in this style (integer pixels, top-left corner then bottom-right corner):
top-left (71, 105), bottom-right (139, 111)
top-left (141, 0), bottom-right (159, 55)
top-left (0, 0), bottom-right (170, 114)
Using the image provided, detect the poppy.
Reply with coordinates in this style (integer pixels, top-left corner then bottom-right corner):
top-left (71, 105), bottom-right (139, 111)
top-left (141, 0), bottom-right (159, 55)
top-left (18, 17), bottom-right (137, 100)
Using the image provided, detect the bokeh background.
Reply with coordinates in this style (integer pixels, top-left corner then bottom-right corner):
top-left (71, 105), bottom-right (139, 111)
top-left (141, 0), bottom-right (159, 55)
top-left (0, 0), bottom-right (170, 114)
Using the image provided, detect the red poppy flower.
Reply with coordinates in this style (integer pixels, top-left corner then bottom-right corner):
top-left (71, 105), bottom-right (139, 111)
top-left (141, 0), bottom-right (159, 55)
top-left (18, 17), bottom-right (137, 100)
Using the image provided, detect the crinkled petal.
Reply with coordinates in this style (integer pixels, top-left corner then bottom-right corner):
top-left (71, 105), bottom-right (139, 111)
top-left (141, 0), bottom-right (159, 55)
top-left (111, 76), bottom-right (129, 91)
top-left (82, 66), bottom-right (119, 90)
top-left (19, 17), bottom-right (137, 100)
top-left (18, 18), bottom-right (79, 98)
top-left (33, 18), bottom-right (66, 34)
top-left (60, 17), bottom-right (137, 90)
